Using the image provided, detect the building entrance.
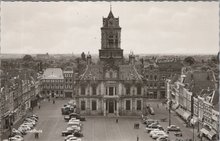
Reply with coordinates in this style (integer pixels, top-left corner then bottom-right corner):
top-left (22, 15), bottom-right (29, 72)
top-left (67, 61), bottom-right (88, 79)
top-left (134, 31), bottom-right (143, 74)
top-left (108, 100), bottom-right (114, 113)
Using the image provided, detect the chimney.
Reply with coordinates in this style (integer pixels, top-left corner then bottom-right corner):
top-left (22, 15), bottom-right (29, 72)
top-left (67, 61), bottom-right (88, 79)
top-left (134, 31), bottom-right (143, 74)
top-left (87, 52), bottom-right (92, 65)
top-left (129, 51), bottom-right (135, 65)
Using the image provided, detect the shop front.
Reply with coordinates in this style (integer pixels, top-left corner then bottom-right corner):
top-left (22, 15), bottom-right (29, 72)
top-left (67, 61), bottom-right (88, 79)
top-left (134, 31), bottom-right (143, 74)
top-left (175, 107), bottom-right (191, 123)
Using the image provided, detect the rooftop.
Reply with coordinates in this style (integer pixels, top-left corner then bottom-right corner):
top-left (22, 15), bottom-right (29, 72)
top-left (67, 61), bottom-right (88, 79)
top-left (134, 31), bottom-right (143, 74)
top-left (42, 68), bottom-right (64, 80)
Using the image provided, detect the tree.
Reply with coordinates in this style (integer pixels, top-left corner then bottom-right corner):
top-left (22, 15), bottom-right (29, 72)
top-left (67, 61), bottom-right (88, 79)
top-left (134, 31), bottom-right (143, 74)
top-left (211, 56), bottom-right (218, 64)
top-left (23, 54), bottom-right (34, 62)
top-left (184, 56), bottom-right (195, 66)
top-left (81, 52), bottom-right (86, 61)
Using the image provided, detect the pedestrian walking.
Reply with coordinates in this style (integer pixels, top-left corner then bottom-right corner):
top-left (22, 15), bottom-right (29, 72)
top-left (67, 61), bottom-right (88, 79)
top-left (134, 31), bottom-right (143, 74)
top-left (37, 102), bottom-right (40, 109)
top-left (137, 135), bottom-right (139, 141)
top-left (116, 118), bottom-right (118, 123)
top-left (53, 100), bottom-right (55, 104)
top-left (157, 103), bottom-right (159, 108)
top-left (35, 132), bottom-right (39, 139)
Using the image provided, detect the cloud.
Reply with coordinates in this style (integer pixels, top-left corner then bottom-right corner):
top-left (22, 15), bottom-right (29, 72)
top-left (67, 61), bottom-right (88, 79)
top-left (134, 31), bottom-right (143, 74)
top-left (1, 2), bottom-right (219, 55)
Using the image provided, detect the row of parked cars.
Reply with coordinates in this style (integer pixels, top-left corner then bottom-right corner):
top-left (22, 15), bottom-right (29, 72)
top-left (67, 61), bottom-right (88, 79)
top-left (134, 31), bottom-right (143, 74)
top-left (142, 116), bottom-right (182, 141)
top-left (5, 114), bottom-right (39, 141)
top-left (61, 101), bottom-right (85, 141)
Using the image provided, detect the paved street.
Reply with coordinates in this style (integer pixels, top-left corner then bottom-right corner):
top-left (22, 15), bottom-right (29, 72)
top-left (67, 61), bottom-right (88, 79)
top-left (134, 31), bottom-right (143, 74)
top-left (23, 99), bottom-right (199, 141)
top-left (147, 102), bottom-right (199, 141)
top-left (24, 99), bottom-right (69, 141)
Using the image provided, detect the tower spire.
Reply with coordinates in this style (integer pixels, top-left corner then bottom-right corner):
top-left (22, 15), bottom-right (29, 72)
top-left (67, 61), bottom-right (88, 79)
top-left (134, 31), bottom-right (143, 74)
top-left (110, 2), bottom-right (112, 11)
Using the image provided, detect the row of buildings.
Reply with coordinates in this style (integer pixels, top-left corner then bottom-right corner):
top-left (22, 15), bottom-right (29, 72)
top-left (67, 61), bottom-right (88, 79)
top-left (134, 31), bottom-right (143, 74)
top-left (0, 69), bottom-right (41, 140)
top-left (167, 67), bottom-right (219, 141)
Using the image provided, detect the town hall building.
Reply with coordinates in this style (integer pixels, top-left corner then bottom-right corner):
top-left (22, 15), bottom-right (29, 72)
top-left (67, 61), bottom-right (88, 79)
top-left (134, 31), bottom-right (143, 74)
top-left (74, 10), bottom-right (148, 116)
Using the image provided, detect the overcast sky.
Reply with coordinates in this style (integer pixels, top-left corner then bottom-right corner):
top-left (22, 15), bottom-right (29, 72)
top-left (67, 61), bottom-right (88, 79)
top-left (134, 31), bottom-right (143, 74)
top-left (1, 2), bottom-right (219, 55)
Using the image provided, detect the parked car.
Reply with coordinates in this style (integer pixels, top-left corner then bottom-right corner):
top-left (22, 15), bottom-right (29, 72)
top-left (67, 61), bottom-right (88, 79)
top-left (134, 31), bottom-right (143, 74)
top-left (11, 128), bottom-right (23, 136)
top-left (64, 135), bottom-right (75, 141)
top-left (17, 127), bottom-right (26, 135)
top-left (8, 135), bottom-right (24, 141)
top-left (152, 132), bottom-right (168, 139)
top-left (144, 119), bottom-right (159, 126)
top-left (69, 118), bottom-right (80, 123)
top-left (18, 126), bottom-right (28, 133)
top-left (19, 125), bottom-right (31, 131)
top-left (22, 123), bottom-right (34, 128)
top-left (30, 114), bottom-right (39, 119)
top-left (67, 126), bottom-right (81, 132)
top-left (73, 131), bottom-right (83, 137)
top-left (150, 130), bottom-right (165, 137)
top-left (62, 129), bottom-right (74, 136)
top-left (146, 125), bottom-right (163, 133)
top-left (26, 116), bottom-right (38, 122)
top-left (156, 136), bottom-right (169, 141)
top-left (174, 131), bottom-right (183, 137)
top-left (147, 122), bottom-right (160, 128)
top-left (23, 120), bottom-right (36, 126)
top-left (65, 113), bottom-right (86, 121)
top-left (66, 137), bottom-right (81, 141)
top-left (166, 125), bottom-right (180, 132)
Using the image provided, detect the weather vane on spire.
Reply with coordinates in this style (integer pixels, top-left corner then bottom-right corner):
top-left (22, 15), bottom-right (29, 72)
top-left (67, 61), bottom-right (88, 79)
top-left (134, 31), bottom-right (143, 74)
top-left (110, 1), bottom-right (112, 11)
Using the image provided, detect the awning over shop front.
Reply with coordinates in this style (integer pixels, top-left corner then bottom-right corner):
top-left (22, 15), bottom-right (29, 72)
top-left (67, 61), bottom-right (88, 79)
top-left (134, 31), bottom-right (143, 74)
top-left (190, 116), bottom-right (198, 125)
top-left (175, 107), bottom-right (191, 121)
top-left (182, 111), bottom-right (191, 121)
top-left (208, 130), bottom-right (217, 140)
top-left (172, 103), bottom-right (179, 110)
top-left (175, 107), bottom-right (184, 116)
top-left (200, 128), bottom-right (210, 136)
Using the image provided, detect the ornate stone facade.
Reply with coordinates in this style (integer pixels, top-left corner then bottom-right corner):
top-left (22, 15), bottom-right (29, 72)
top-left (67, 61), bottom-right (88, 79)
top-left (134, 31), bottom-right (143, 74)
top-left (75, 10), bottom-right (146, 116)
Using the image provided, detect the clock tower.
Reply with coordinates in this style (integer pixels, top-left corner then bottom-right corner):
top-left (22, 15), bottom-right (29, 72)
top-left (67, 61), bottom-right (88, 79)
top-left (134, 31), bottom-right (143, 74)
top-left (99, 9), bottom-right (123, 63)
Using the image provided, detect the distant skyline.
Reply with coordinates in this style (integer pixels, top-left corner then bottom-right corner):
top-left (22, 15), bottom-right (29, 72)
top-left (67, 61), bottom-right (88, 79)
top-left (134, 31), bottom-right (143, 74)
top-left (1, 2), bottom-right (219, 55)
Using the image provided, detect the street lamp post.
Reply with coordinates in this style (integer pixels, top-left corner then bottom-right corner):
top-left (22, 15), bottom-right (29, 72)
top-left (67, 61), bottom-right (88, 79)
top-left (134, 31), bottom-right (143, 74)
top-left (167, 79), bottom-right (172, 126)
top-left (169, 100), bottom-right (172, 126)
top-left (192, 118), bottom-right (195, 141)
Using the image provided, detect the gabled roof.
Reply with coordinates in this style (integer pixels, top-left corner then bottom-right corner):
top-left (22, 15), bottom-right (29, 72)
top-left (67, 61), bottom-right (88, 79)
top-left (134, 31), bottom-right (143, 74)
top-left (79, 65), bottom-right (103, 80)
top-left (199, 89), bottom-right (219, 106)
top-left (183, 70), bottom-right (216, 95)
top-left (119, 65), bottom-right (142, 80)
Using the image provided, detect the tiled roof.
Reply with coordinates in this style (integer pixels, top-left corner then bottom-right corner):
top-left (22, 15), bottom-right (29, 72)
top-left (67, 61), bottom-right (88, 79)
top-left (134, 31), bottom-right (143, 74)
top-left (119, 65), bottom-right (142, 80)
top-left (183, 70), bottom-right (216, 95)
top-left (157, 61), bottom-right (183, 70)
top-left (213, 102), bottom-right (219, 111)
top-left (80, 65), bottom-right (103, 80)
top-left (200, 89), bottom-right (215, 98)
top-left (199, 89), bottom-right (219, 106)
top-left (42, 68), bottom-right (64, 79)
top-left (79, 63), bottom-right (142, 81)
top-left (212, 90), bottom-right (219, 106)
